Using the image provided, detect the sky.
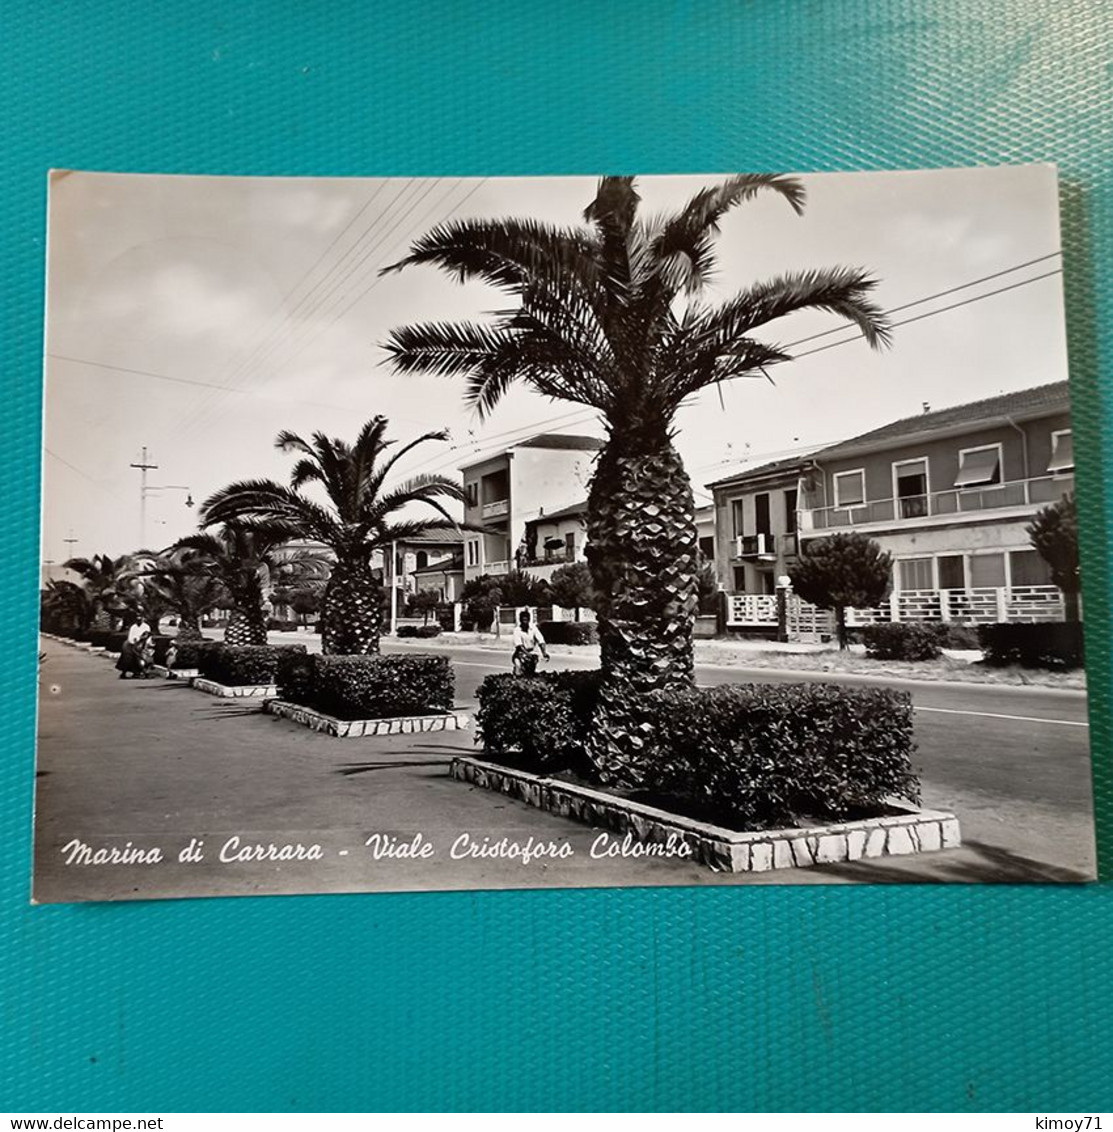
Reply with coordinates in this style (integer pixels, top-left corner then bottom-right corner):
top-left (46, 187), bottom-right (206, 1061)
top-left (41, 164), bottom-right (1069, 563)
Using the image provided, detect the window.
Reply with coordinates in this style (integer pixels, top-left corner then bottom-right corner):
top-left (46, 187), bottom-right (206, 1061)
top-left (415, 551), bottom-right (428, 569)
top-left (969, 553), bottom-right (1006, 588)
top-left (1049, 429), bottom-right (1074, 473)
top-left (833, 469), bottom-right (865, 507)
top-left (893, 458), bottom-right (929, 518)
top-left (465, 482), bottom-right (478, 508)
top-left (898, 557), bottom-right (933, 591)
top-left (784, 489), bottom-right (798, 534)
top-left (564, 531), bottom-right (575, 559)
top-left (732, 566), bottom-right (747, 590)
top-left (699, 535), bottom-right (714, 558)
top-left (955, 444), bottom-right (1002, 488)
top-left (466, 539), bottom-right (480, 567)
top-left (755, 493), bottom-right (771, 536)
top-left (732, 499), bottom-right (746, 538)
top-left (1009, 549), bottom-right (1053, 587)
top-left (937, 555), bottom-right (966, 590)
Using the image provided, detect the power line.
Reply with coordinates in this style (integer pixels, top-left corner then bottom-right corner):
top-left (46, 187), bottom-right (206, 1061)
top-left (791, 267), bottom-right (1063, 360)
top-left (780, 251), bottom-right (1062, 351)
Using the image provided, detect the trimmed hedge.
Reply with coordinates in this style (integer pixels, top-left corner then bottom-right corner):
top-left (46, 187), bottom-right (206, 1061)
top-left (977, 622), bottom-right (1084, 670)
top-left (87, 630), bottom-right (127, 652)
top-left (168, 639), bottom-right (222, 670)
top-left (476, 671), bottom-right (603, 773)
top-left (538, 620), bottom-right (598, 646)
top-left (276, 653), bottom-right (454, 719)
top-left (397, 624), bottom-right (442, 638)
top-left (197, 643), bottom-right (307, 686)
top-left (475, 672), bottom-right (920, 828)
top-left (861, 623), bottom-right (943, 661)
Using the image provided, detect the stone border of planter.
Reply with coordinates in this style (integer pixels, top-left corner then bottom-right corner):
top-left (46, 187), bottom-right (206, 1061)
top-left (151, 665), bottom-right (200, 679)
top-left (450, 756), bottom-right (960, 874)
top-left (191, 677), bottom-right (277, 698)
top-left (266, 698), bottom-right (470, 737)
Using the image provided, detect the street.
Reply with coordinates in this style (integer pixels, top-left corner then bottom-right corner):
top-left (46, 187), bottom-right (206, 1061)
top-left (31, 635), bottom-right (1096, 903)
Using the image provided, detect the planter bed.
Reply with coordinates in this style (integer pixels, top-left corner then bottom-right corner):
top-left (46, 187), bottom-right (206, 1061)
top-left (450, 756), bottom-right (960, 874)
top-left (266, 698), bottom-right (469, 738)
top-left (191, 677), bottom-right (277, 699)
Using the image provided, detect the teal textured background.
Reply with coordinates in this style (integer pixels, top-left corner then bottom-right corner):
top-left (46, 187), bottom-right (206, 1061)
top-left (3, 0), bottom-right (1111, 1112)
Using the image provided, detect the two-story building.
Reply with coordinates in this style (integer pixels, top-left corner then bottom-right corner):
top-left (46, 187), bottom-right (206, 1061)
top-left (707, 452), bottom-right (815, 597)
top-left (459, 433), bottom-right (602, 582)
top-left (797, 382), bottom-right (1073, 616)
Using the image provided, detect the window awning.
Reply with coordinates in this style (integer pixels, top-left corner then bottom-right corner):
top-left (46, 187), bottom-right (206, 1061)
top-left (1048, 432), bottom-right (1074, 472)
top-left (954, 448), bottom-right (1000, 487)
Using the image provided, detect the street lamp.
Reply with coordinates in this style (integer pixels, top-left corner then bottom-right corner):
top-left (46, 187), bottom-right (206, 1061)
top-left (130, 446), bottom-right (194, 547)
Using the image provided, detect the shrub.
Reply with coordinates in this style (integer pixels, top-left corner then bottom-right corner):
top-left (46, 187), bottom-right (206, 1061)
top-left (538, 620), bottom-right (598, 646)
top-left (309, 654), bottom-right (454, 719)
top-left (475, 670), bottom-right (604, 774)
top-left (860, 623), bottom-right (944, 661)
top-left (169, 639), bottom-right (221, 669)
top-left (150, 635), bottom-right (174, 665)
top-left (475, 674), bottom-right (919, 828)
top-left (641, 683), bottom-right (919, 828)
top-left (936, 623), bottom-right (981, 650)
top-left (397, 624), bottom-right (442, 638)
top-left (276, 649), bottom-right (318, 706)
top-left (267, 618), bottom-right (300, 631)
top-left (977, 622), bottom-right (1084, 670)
top-left (198, 643), bottom-right (307, 686)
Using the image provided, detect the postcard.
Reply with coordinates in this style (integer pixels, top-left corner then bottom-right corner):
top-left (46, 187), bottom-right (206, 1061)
top-left (34, 165), bottom-right (1094, 901)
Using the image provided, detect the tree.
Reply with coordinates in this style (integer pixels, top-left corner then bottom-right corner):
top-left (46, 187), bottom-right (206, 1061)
top-left (199, 416), bottom-right (465, 655)
top-left (173, 522), bottom-right (299, 646)
top-left (1028, 493), bottom-right (1080, 621)
top-left (790, 533), bottom-right (892, 649)
top-left (40, 580), bottom-right (92, 635)
top-left (62, 554), bottom-right (140, 630)
top-left (695, 552), bottom-right (719, 615)
top-left (382, 174), bottom-right (889, 783)
top-left (547, 561), bottom-right (595, 615)
top-left (125, 548), bottom-right (227, 641)
top-left (408, 589), bottom-right (441, 625)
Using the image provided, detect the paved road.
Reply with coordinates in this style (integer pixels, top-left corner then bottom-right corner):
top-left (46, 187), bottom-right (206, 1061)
top-left (31, 635), bottom-right (1096, 902)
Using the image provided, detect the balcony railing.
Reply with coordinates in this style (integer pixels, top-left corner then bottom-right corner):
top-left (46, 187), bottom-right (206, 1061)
top-left (732, 533), bottom-right (775, 558)
top-left (481, 499), bottom-right (509, 520)
top-left (801, 474), bottom-right (1072, 532)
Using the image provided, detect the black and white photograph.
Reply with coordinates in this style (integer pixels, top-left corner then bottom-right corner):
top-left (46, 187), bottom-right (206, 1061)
top-left (35, 164), bottom-right (1095, 902)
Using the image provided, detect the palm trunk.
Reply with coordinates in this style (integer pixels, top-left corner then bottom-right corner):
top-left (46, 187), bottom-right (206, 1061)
top-left (176, 612), bottom-right (203, 642)
top-left (584, 434), bottom-right (699, 786)
top-left (321, 554), bottom-right (382, 655)
top-left (225, 606), bottom-right (267, 646)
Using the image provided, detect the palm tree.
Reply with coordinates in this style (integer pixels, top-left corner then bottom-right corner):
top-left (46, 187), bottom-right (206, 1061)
top-left (40, 579), bottom-right (92, 635)
top-left (380, 174), bottom-right (891, 783)
top-left (125, 548), bottom-right (228, 641)
top-left (198, 417), bottom-right (466, 654)
top-left (172, 522), bottom-right (299, 646)
top-left (62, 554), bottom-right (140, 630)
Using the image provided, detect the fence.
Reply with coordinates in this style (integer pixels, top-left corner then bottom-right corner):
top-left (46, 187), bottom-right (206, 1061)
top-left (726, 584), bottom-right (1068, 639)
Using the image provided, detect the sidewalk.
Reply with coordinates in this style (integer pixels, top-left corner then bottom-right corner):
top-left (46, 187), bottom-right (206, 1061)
top-left (32, 638), bottom-right (1090, 901)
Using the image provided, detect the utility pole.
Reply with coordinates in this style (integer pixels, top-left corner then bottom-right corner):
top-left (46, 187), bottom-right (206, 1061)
top-left (62, 531), bottom-right (78, 558)
top-left (390, 540), bottom-right (398, 636)
top-left (129, 446), bottom-right (159, 549)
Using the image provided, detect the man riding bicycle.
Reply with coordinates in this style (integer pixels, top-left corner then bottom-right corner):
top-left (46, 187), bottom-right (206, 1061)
top-left (511, 609), bottom-right (549, 676)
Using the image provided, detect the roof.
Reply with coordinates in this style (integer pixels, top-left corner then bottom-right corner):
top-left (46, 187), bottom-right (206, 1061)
top-left (705, 451), bottom-right (818, 491)
top-left (813, 381), bottom-right (1071, 460)
top-left (412, 552), bottom-right (464, 575)
top-left (511, 433), bottom-right (603, 451)
top-left (396, 531), bottom-right (465, 547)
top-left (527, 499), bottom-right (587, 524)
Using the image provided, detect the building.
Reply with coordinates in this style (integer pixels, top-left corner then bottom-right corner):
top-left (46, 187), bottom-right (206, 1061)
top-left (459, 434), bottom-right (602, 582)
top-left (410, 550), bottom-right (464, 602)
top-left (712, 382), bottom-right (1076, 631)
top-left (707, 452), bottom-right (815, 596)
top-left (384, 533), bottom-right (465, 598)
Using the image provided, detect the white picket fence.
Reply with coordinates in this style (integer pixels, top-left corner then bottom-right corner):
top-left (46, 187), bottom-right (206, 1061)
top-left (727, 584), bottom-right (1067, 640)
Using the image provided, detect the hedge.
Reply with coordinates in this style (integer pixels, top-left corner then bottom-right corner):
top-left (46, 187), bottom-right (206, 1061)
top-left (167, 639), bottom-right (222, 669)
top-left (860, 623), bottom-right (943, 661)
top-left (87, 630), bottom-right (127, 652)
top-left (197, 643), bottom-right (307, 686)
top-left (397, 624), bottom-right (442, 638)
top-left (977, 622), bottom-right (1084, 670)
top-left (276, 653), bottom-right (454, 719)
top-left (475, 673), bottom-right (919, 828)
top-left (538, 620), bottom-right (598, 646)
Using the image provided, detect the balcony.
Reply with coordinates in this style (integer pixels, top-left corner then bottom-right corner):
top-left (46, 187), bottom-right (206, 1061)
top-left (481, 499), bottom-right (509, 520)
top-left (732, 533), bottom-right (776, 559)
top-left (801, 474), bottom-right (1072, 532)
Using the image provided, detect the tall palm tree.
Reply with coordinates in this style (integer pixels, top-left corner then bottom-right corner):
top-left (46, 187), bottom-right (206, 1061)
top-left (173, 522), bottom-right (298, 646)
top-left (198, 416), bottom-right (466, 654)
top-left (62, 554), bottom-right (140, 630)
top-left (40, 579), bottom-right (92, 635)
top-left (381, 174), bottom-right (891, 784)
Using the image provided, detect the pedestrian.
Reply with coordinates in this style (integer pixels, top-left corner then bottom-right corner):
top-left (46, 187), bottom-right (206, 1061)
top-left (511, 608), bottom-right (549, 676)
top-left (116, 612), bottom-right (152, 679)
